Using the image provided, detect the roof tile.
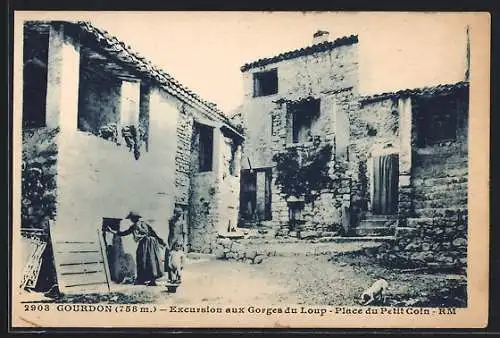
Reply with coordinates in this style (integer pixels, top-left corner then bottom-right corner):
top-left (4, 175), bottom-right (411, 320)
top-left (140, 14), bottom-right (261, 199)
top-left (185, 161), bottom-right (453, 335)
top-left (240, 35), bottom-right (359, 72)
top-left (360, 81), bottom-right (469, 104)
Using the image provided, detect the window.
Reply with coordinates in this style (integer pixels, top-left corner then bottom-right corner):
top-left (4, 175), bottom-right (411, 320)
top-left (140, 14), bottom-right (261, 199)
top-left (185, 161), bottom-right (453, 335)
top-left (253, 69), bottom-right (278, 97)
top-left (223, 138), bottom-right (238, 177)
top-left (416, 96), bottom-right (458, 147)
top-left (288, 98), bottom-right (320, 144)
top-left (228, 142), bottom-right (238, 176)
top-left (23, 23), bottom-right (49, 129)
top-left (198, 124), bottom-right (214, 172)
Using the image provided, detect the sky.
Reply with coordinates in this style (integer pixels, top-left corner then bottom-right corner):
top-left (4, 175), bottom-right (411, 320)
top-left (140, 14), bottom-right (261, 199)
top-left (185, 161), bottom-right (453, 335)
top-left (20, 11), bottom-right (472, 113)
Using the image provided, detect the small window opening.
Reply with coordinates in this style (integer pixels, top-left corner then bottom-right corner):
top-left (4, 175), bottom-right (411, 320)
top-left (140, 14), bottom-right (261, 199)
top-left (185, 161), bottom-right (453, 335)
top-left (289, 98), bottom-right (320, 144)
top-left (77, 63), bottom-right (122, 144)
top-left (198, 124), bottom-right (214, 172)
top-left (23, 23), bottom-right (49, 129)
top-left (253, 69), bottom-right (278, 97)
top-left (227, 141), bottom-right (238, 176)
top-left (416, 96), bottom-right (458, 147)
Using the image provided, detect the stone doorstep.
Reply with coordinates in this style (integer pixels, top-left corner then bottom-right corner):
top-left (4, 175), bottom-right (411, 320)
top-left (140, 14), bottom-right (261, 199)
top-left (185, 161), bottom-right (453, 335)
top-left (353, 227), bottom-right (395, 237)
top-left (358, 219), bottom-right (394, 227)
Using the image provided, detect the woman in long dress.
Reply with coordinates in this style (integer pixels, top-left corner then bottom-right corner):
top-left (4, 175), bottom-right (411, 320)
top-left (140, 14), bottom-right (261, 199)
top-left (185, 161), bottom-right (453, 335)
top-left (111, 211), bottom-right (166, 286)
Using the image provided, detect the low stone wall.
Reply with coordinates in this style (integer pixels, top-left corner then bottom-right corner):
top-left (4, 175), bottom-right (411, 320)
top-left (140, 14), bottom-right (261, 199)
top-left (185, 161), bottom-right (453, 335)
top-left (275, 228), bottom-right (343, 240)
top-left (211, 237), bottom-right (270, 264)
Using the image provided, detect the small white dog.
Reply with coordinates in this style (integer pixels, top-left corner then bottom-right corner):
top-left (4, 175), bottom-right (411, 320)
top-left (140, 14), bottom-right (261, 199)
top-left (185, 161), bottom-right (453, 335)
top-left (360, 278), bottom-right (389, 305)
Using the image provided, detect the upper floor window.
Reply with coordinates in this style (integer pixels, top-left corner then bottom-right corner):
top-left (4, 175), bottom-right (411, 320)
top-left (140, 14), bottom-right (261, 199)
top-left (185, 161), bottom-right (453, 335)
top-left (198, 124), bottom-right (214, 172)
top-left (416, 96), bottom-right (458, 147)
top-left (288, 98), bottom-right (321, 144)
top-left (253, 69), bottom-right (278, 97)
top-left (23, 23), bottom-right (49, 129)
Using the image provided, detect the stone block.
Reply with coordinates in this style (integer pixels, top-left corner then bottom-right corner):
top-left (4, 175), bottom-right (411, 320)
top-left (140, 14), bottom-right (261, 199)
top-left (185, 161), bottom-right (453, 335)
top-left (245, 250), bottom-right (257, 260)
top-left (404, 241), bottom-right (421, 251)
top-left (213, 248), bottom-right (226, 259)
top-left (254, 255), bottom-right (264, 264)
top-left (231, 242), bottom-right (244, 253)
top-left (298, 230), bottom-right (318, 239)
top-left (452, 237), bottom-right (467, 248)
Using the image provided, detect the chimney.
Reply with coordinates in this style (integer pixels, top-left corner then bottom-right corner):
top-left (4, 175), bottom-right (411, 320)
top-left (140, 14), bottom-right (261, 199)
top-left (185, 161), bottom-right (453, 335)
top-left (313, 30), bottom-right (330, 44)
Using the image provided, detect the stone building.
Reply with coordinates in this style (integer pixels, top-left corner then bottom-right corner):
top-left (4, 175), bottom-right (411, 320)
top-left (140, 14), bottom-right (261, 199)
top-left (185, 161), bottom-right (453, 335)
top-left (353, 82), bottom-right (469, 269)
top-left (238, 30), bottom-right (469, 269)
top-left (19, 21), bottom-right (243, 288)
top-left (238, 31), bottom-right (360, 235)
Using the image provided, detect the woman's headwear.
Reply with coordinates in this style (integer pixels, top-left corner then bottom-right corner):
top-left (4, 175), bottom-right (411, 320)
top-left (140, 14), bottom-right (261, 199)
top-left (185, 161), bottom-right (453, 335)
top-left (125, 211), bottom-right (141, 220)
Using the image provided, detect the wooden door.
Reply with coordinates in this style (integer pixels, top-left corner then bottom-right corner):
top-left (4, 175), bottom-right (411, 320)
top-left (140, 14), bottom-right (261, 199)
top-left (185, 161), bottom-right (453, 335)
top-left (372, 154), bottom-right (399, 215)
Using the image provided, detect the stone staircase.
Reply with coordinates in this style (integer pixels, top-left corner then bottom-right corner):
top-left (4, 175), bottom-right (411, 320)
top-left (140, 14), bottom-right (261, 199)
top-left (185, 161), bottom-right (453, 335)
top-left (354, 215), bottom-right (397, 237)
top-left (407, 154), bottom-right (468, 229)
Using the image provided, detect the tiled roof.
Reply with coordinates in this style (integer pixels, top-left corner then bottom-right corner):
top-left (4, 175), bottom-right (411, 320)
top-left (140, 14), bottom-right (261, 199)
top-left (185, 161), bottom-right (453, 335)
top-left (240, 35), bottom-right (359, 72)
top-left (61, 21), bottom-right (242, 137)
top-left (360, 81), bottom-right (469, 104)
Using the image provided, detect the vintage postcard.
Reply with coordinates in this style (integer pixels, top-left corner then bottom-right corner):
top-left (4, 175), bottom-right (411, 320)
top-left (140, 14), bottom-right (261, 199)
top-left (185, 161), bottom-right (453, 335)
top-left (10, 11), bottom-right (490, 329)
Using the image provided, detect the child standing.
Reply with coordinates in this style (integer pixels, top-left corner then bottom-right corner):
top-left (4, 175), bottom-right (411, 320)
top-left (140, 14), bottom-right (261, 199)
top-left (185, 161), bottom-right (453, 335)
top-left (165, 241), bottom-right (185, 284)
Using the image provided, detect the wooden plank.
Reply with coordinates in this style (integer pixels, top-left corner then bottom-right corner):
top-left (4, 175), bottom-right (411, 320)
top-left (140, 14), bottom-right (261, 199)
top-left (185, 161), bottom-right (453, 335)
top-left (54, 242), bottom-right (101, 253)
top-left (55, 251), bottom-right (103, 265)
top-left (59, 270), bottom-right (108, 288)
top-left (58, 262), bottom-right (105, 275)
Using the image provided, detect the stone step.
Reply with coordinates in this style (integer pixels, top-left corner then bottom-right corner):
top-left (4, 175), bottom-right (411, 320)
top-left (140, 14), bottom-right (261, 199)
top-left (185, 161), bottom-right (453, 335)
top-left (413, 167), bottom-right (468, 179)
top-left (414, 192), bottom-right (468, 204)
top-left (414, 184), bottom-right (468, 200)
top-left (407, 214), bottom-right (467, 228)
top-left (414, 198), bottom-right (468, 209)
top-left (412, 176), bottom-right (468, 188)
top-left (414, 207), bottom-right (468, 219)
top-left (359, 218), bottom-right (396, 228)
top-left (407, 217), bottom-right (434, 227)
top-left (413, 181), bottom-right (468, 193)
top-left (414, 153), bottom-right (467, 167)
top-left (362, 214), bottom-right (394, 220)
top-left (352, 226), bottom-right (395, 237)
top-left (414, 181), bottom-right (468, 192)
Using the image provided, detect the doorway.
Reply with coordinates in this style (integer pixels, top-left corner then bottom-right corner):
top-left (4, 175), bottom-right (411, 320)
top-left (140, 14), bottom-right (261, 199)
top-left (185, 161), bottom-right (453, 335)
top-left (240, 168), bottom-right (272, 223)
top-left (371, 153), bottom-right (399, 215)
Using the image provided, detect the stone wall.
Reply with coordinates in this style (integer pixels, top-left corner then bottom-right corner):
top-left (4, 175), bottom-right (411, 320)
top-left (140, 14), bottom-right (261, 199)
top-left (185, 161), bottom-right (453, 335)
top-left (175, 106), bottom-right (194, 206)
top-left (188, 173), bottom-right (220, 253)
top-left (188, 124), bottom-right (241, 253)
top-left (240, 39), bottom-right (360, 233)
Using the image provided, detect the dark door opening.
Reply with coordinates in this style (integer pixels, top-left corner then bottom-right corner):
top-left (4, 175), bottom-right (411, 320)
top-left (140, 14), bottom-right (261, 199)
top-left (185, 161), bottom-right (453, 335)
top-left (240, 170), bottom-right (257, 221)
top-left (240, 168), bottom-right (272, 224)
top-left (372, 154), bottom-right (399, 215)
